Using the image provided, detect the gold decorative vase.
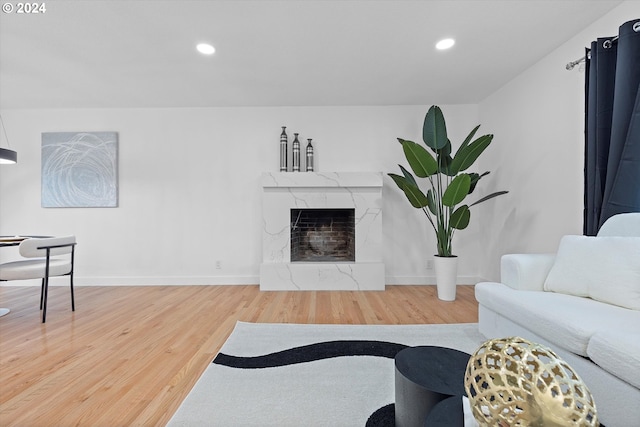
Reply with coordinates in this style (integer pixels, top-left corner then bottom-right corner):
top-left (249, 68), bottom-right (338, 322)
top-left (464, 336), bottom-right (598, 426)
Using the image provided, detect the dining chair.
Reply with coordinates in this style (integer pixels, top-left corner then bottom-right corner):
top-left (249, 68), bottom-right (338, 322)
top-left (0, 235), bottom-right (77, 323)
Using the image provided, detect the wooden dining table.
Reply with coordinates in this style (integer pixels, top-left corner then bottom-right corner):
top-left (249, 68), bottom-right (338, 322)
top-left (0, 235), bottom-right (50, 247)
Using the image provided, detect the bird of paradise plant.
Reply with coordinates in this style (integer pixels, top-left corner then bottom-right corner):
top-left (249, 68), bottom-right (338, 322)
top-left (388, 105), bottom-right (508, 257)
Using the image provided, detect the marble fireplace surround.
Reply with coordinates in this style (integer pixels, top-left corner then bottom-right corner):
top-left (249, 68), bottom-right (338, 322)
top-left (260, 172), bottom-right (384, 290)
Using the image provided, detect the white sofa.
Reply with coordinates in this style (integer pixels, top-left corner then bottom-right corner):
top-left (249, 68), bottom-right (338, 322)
top-left (475, 213), bottom-right (640, 427)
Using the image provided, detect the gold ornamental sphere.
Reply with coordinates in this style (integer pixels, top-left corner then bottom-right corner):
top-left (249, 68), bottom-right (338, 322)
top-left (464, 337), bottom-right (598, 426)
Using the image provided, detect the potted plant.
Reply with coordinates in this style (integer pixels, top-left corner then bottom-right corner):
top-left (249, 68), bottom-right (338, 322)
top-left (388, 105), bottom-right (508, 300)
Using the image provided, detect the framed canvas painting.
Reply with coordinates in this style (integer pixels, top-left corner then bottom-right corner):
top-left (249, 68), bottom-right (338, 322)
top-left (41, 132), bottom-right (118, 208)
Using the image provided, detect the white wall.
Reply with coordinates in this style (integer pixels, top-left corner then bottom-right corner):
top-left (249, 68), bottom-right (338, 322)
top-left (0, 105), bottom-right (486, 285)
top-left (4, 1), bottom-right (636, 286)
top-left (477, 1), bottom-right (640, 280)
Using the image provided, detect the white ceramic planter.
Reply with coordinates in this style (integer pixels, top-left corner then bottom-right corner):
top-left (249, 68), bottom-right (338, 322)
top-left (434, 255), bottom-right (458, 301)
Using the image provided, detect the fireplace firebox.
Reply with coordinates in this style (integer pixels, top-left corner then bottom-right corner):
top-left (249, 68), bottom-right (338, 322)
top-left (290, 208), bottom-right (355, 262)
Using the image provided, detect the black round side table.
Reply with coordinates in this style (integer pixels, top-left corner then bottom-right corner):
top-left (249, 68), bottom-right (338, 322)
top-left (394, 346), bottom-right (470, 427)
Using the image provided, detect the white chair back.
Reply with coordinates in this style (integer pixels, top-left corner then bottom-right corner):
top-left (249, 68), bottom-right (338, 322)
top-left (597, 213), bottom-right (640, 237)
top-left (19, 235), bottom-right (76, 258)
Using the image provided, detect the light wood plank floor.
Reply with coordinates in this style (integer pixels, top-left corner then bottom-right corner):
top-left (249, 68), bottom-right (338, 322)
top-left (0, 285), bottom-right (478, 426)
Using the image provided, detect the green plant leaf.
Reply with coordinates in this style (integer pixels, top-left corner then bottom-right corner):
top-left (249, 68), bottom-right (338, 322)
top-left (467, 173), bottom-right (479, 194)
top-left (399, 165), bottom-right (418, 187)
top-left (388, 173), bottom-right (406, 188)
top-left (426, 189), bottom-right (437, 215)
top-left (388, 173), bottom-right (429, 208)
top-left (451, 125), bottom-right (481, 175)
top-left (458, 125), bottom-right (480, 153)
top-left (438, 154), bottom-right (455, 176)
top-left (451, 205), bottom-right (470, 230)
top-left (442, 174), bottom-right (471, 207)
top-left (450, 134), bottom-right (493, 173)
top-left (402, 140), bottom-right (437, 177)
top-left (469, 190), bottom-right (509, 207)
top-left (402, 182), bottom-right (429, 208)
top-left (468, 171), bottom-right (489, 194)
top-left (422, 106), bottom-right (448, 150)
top-left (435, 139), bottom-right (452, 156)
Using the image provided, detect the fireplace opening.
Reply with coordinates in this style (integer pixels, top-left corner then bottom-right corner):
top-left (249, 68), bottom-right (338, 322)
top-left (291, 208), bottom-right (355, 262)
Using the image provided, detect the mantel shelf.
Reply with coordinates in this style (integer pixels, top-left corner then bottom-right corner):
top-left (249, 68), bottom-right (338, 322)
top-left (261, 172), bottom-right (382, 188)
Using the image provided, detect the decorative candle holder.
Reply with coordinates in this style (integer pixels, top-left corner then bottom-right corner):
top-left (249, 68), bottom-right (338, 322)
top-left (306, 138), bottom-right (314, 172)
top-left (292, 133), bottom-right (300, 172)
top-left (279, 126), bottom-right (288, 172)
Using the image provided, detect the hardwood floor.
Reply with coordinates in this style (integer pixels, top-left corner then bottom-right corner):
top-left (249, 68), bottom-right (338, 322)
top-left (0, 285), bottom-right (478, 426)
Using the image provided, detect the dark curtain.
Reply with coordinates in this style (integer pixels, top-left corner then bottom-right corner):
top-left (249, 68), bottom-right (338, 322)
top-left (584, 19), bottom-right (640, 235)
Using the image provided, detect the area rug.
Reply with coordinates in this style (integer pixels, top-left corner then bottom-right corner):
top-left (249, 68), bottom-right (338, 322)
top-left (167, 321), bottom-right (485, 427)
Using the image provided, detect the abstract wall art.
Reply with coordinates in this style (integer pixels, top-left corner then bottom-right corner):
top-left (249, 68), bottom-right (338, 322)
top-left (41, 132), bottom-right (118, 208)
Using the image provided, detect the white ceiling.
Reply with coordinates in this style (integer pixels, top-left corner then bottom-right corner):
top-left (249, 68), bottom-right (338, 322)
top-left (0, 0), bottom-right (623, 109)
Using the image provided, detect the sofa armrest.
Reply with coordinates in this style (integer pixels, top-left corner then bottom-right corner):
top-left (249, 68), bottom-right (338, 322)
top-left (501, 253), bottom-right (556, 291)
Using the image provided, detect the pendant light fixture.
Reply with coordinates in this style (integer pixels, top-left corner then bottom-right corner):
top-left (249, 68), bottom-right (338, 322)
top-left (0, 115), bottom-right (17, 164)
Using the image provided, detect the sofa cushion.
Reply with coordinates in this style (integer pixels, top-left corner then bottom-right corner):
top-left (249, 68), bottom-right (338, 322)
top-left (587, 331), bottom-right (640, 389)
top-left (597, 212), bottom-right (640, 237)
top-left (475, 282), bottom-right (640, 357)
top-left (543, 235), bottom-right (640, 310)
top-left (501, 253), bottom-right (556, 291)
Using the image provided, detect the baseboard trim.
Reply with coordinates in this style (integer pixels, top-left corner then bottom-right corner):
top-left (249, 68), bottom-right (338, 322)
top-left (1, 275), bottom-right (481, 287)
top-left (75, 276), bottom-right (260, 286)
top-left (385, 275), bottom-right (479, 285)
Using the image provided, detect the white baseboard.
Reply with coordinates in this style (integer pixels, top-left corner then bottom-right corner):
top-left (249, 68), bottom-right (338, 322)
top-left (74, 276), bottom-right (261, 286)
top-left (2, 275), bottom-right (481, 287)
top-left (0, 276), bottom-right (259, 286)
top-left (385, 275), bottom-right (479, 285)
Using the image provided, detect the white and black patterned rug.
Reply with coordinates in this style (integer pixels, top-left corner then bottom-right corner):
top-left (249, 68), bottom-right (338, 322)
top-left (168, 321), bottom-right (485, 427)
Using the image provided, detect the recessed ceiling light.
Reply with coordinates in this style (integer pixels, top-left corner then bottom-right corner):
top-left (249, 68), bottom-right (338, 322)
top-left (196, 43), bottom-right (215, 55)
top-left (436, 38), bottom-right (455, 50)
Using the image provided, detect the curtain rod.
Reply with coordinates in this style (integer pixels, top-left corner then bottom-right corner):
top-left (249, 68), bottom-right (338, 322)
top-left (566, 35), bottom-right (619, 70)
